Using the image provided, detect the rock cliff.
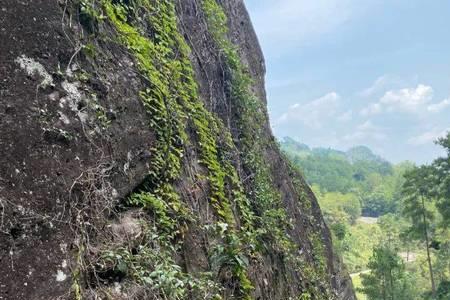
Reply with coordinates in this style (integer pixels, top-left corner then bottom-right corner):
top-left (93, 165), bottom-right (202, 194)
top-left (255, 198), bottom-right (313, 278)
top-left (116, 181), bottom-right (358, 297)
top-left (0, 0), bottom-right (355, 299)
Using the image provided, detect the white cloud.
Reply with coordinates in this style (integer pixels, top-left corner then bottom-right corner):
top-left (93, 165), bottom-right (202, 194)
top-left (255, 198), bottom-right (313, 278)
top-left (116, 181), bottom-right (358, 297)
top-left (359, 75), bottom-right (393, 97)
top-left (343, 120), bottom-right (387, 143)
top-left (277, 92), bottom-right (340, 128)
top-left (427, 98), bottom-right (450, 113)
top-left (380, 84), bottom-right (433, 113)
top-left (360, 84), bottom-right (442, 116)
top-left (358, 74), bottom-right (412, 97)
top-left (408, 128), bottom-right (449, 146)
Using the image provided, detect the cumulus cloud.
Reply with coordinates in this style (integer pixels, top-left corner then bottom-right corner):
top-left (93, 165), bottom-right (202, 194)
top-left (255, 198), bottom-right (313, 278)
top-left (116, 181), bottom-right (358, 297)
top-left (359, 75), bottom-right (394, 97)
top-left (408, 128), bottom-right (450, 146)
top-left (360, 84), bottom-right (450, 116)
top-left (380, 84), bottom-right (433, 113)
top-left (276, 92), bottom-right (340, 128)
top-left (427, 98), bottom-right (450, 113)
top-left (343, 120), bottom-right (387, 143)
top-left (358, 74), bottom-right (412, 98)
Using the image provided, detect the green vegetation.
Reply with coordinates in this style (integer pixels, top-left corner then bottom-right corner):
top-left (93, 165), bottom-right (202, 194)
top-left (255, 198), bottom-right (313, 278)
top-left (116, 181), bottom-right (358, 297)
top-left (70, 0), bottom-right (246, 297)
top-left (98, 0), bottom-right (256, 297)
top-left (352, 273), bottom-right (368, 300)
top-left (340, 220), bottom-right (382, 273)
top-left (282, 135), bottom-right (450, 299)
top-left (281, 137), bottom-right (412, 273)
top-left (281, 137), bottom-right (407, 217)
top-left (359, 246), bottom-right (418, 300)
top-left (68, 0), bottom-right (336, 299)
top-left (402, 166), bottom-right (440, 297)
top-left (201, 1), bottom-right (334, 297)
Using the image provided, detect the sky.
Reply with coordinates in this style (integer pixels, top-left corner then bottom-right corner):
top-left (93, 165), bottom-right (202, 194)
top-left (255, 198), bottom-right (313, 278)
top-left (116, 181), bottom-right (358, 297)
top-left (244, 0), bottom-right (450, 164)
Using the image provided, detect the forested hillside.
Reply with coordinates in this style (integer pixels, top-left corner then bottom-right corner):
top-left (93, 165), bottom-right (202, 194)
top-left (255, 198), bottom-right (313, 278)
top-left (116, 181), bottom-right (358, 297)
top-left (281, 137), bottom-right (408, 217)
top-left (281, 136), bottom-right (450, 300)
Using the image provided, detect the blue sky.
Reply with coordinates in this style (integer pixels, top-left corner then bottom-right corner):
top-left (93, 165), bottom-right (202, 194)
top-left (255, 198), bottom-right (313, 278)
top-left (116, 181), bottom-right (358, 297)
top-left (244, 0), bottom-right (450, 163)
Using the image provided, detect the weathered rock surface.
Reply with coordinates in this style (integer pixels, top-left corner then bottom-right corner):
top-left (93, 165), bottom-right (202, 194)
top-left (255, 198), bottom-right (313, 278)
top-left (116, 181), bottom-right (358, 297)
top-left (0, 0), bottom-right (355, 299)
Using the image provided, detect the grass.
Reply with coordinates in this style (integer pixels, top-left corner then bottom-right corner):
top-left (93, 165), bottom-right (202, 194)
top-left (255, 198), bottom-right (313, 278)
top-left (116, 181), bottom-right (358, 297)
top-left (351, 272), bottom-right (368, 300)
top-left (343, 220), bottom-right (383, 273)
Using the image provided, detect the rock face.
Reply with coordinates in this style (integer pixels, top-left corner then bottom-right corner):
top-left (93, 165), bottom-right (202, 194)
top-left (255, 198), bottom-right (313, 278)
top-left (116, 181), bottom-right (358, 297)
top-left (0, 1), bottom-right (355, 299)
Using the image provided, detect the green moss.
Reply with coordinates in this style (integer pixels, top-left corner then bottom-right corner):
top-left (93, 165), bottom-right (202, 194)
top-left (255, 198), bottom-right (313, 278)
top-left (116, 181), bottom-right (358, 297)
top-left (310, 232), bottom-right (329, 282)
top-left (201, 0), bottom-right (334, 298)
top-left (103, 0), bottom-right (250, 227)
top-left (191, 107), bottom-right (235, 224)
top-left (298, 292), bottom-right (312, 300)
top-left (201, 0), bottom-right (289, 251)
top-left (103, 0), bottom-right (186, 194)
top-left (71, 245), bottom-right (84, 300)
top-left (72, 0), bottom-right (333, 298)
top-left (99, 0), bottom-right (256, 297)
top-left (82, 42), bottom-right (97, 58)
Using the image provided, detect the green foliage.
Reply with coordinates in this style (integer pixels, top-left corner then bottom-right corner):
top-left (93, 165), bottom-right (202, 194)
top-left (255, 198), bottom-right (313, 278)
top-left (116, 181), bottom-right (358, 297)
top-left (287, 149), bottom-right (355, 193)
top-left (399, 135), bottom-right (450, 298)
top-left (297, 292), bottom-right (312, 300)
top-left (359, 246), bottom-right (418, 300)
top-left (97, 0), bottom-right (256, 297)
top-left (434, 230), bottom-right (450, 286)
top-left (282, 131), bottom-right (450, 299)
top-left (437, 281), bottom-right (450, 299)
top-left (191, 108), bottom-right (236, 225)
top-left (402, 166), bottom-right (438, 241)
top-left (281, 138), bottom-right (410, 218)
top-left (209, 227), bottom-right (253, 298)
top-left (314, 188), bottom-right (361, 225)
top-left (280, 137), bottom-right (445, 300)
top-left (431, 133), bottom-right (450, 227)
top-left (201, 0), bottom-right (333, 297)
top-left (69, 0), bottom-right (352, 298)
top-left (331, 222), bottom-right (348, 241)
top-left (80, 0), bottom-right (105, 27)
top-left (351, 273), bottom-right (368, 300)
top-left (201, 0), bottom-right (289, 251)
top-left (102, 0), bottom-right (188, 202)
top-left (282, 137), bottom-right (310, 153)
top-left (98, 226), bottom-right (222, 299)
top-left (342, 222), bottom-right (383, 273)
top-left (282, 140), bottom-right (393, 193)
top-left (129, 190), bottom-right (188, 234)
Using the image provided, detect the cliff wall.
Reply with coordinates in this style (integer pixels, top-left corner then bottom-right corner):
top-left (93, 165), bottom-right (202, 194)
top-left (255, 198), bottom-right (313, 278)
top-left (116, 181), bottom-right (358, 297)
top-left (0, 1), bottom-right (355, 299)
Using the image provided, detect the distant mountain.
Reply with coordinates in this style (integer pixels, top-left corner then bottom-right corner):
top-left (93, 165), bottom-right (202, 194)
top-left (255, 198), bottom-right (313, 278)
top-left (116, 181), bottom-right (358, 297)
top-left (346, 146), bottom-right (384, 164)
top-left (281, 137), bottom-right (310, 155)
top-left (281, 137), bottom-right (389, 165)
top-left (280, 137), bottom-right (394, 193)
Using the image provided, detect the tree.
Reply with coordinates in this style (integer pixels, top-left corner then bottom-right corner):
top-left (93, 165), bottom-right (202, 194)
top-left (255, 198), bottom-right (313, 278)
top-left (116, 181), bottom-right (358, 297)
top-left (362, 191), bottom-right (390, 217)
top-left (402, 165), bottom-right (438, 298)
top-left (316, 191), bottom-right (361, 225)
top-left (434, 232), bottom-right (450, 284)
top-left (359, 246), bottom-right (417, 300)
top-left (431, 133), bottom-right (450, 227)
top-left (436, 281), bottom-right (450, 299)
top-left (378, 214), bottom-right (407, 251)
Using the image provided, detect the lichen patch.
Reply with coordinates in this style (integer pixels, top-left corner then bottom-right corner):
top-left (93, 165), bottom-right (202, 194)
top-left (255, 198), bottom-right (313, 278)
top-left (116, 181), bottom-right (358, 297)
top-left (60, 81), bottom-right (88, 123)
top-left (14, 55), bottom-right (54, 88)
top-left (55, 270), bottom-right (67, 282)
